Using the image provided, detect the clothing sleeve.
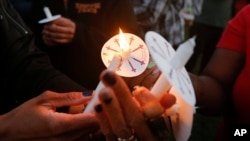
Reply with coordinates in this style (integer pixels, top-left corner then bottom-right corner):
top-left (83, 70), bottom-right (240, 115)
top-left (217, 5), bottom-right (250, 53)
top-left (2, 36), bottom-right (86, 104)
top-left (1, 0), bottom-right (86, 109)
top-left (72, 0), bottom-right (143, 45)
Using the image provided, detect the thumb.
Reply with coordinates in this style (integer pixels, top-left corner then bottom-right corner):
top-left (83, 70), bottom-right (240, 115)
top-left (38, 91), bottom-right (91, 108)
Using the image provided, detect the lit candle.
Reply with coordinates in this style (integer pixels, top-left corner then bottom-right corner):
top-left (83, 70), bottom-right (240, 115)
top-left (84, 29), bottom-right (149, 113)
top-left (83, 54), bottom-right (122, 113)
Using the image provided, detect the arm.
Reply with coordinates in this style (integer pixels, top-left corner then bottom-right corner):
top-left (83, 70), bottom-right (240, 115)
top-left (190, 48), bottom-right (244, 116)
top-left (1, 0), bottom-right (86, 113)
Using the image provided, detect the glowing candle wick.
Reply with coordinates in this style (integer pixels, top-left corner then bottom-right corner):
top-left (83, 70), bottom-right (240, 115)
top-left (119, 29), bottom-right (131, 60)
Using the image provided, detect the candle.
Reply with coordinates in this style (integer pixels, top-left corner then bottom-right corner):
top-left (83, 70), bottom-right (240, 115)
top-left (145, 31), bottom-right (196, 141)
top-left (83, 54), bottom-right (122, 113)
top-left (84, 29), bottom-right (149, 113)
top-left (101, 29), bottom-right (149, 77)
top-left (146, 32), bottom-right (196, 100)
top-left (150, 73), bottom-right (171, 99)
top-left (44, 7), bottom-right (52, 19)
top-left (169, 36), bottom-right (195, 70)
top-left (38, 6), bottom-right (61, 24)
top-left (150, 36), bottom-right (195, 99)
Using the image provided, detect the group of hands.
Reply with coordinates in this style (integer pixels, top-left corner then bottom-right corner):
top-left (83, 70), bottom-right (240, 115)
top-left (14, 17), bottom-right (177, 141)
top-left (1, 69), bottom-right (176, 141)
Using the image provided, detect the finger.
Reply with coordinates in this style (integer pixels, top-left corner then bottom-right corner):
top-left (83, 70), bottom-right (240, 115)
top-left (133, 87), bottom-right (174, 141)
top-left (125, 65), bottom-right (160, 90)
top-left (133, 86), bottom-right (158, 105)
top-left (37, 109), bottom-right (99, 139)
top-left (38, 91), bottom-right (91, 108)
top-left (100, 70), bottom-right (157, 141)
top-left (94, 104), bottom-right (117, 141)
top-left (43, 24), bottom-right (74, 38)
top-left (159, 93), bottom-right (176, 109)
top-left (133, 86), bottom-right (164, 119)
top-left (42, 27), bottom-right (73, 43)
top-left (53, 17), bottom-right (75, 27)
top-left (98, 88), bottom-right (132, 139)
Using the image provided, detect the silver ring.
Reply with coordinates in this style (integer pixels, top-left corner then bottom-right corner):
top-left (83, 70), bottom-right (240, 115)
top-left (117, 134), bottom-right (137, 141)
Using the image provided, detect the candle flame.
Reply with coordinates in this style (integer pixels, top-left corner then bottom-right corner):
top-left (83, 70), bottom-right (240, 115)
top-left (119, 28), bottom-right (129, 51)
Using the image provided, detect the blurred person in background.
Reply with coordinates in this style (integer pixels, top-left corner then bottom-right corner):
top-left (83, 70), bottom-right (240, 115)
top-left (133, 0), bottom-right (203, 48)
top-left (31, 0), bottom-right (142, 90)
top-left (186, 0), bottom-right (234, 74)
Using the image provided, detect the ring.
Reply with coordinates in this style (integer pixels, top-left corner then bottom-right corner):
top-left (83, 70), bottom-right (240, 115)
top-left (117, 134), bottom-right (137, 141)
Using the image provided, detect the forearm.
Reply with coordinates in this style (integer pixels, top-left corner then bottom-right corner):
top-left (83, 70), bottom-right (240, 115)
top-left (189, 73), bottom-right (227, 116)
top-left (0, 115), bottom-right (10, 140)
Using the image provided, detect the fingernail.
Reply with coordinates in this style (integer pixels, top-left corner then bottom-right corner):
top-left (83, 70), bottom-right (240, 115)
top-left (100, 90), bottom-right (113, 104)
top-left (82, 90), bottom-right (93, 96)
top-left (103, 95), bottom-right (112, 104)
top-left (103, 71), bottom-right (116, 85)
top-left (94, 104), bottom-right (103, 113)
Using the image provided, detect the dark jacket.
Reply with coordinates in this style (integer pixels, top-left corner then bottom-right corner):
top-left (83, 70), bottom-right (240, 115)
top-left (32, 0), bottom-right (142, 89)
top-left (0, 0), bottom-right (85, 114)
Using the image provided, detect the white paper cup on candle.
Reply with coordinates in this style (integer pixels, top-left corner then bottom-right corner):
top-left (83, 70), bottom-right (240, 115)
top-left (145, 31), bottom-right (196, 141)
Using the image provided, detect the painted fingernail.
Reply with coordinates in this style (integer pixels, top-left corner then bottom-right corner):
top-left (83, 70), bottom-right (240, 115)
top-left (103, 95), bottom-right (112, 104)
top-left (82, 90), bottom-right (93, 96)
top-left (94, 104), bottom-right (103, 113)
top-left (100, 90), bottom-right (113, 104)
top-left (103, 71), bottom-right (116, 85)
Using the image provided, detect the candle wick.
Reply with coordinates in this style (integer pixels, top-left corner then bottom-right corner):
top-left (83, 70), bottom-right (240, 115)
top-left (121, 47), bottom-right (130, 61)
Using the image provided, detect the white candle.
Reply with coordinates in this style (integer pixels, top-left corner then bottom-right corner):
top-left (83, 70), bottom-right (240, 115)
top-left (83, 55), bottom-right (122, 113)
top-left (150, 36), bottom-right (195, 99)
top-left (150, 73), bottom-right (171, 99)
top-left (38, 7), bottom-right (61, 24)
top-left (43, 7), bottom-right (53, 19)
top-left (170, 36), bottom-right (195, 70)
top-left (84, 29), bottom-right (149, 113)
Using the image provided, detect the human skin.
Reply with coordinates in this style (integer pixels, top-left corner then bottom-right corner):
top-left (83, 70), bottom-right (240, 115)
top-left (95, 70), bottom-right (177, 141)
top-left (190, 48), bottom-right (244, 116)
top-left (0, 91), bottom-right (99, 141)
top-left (42, 17), bottom-right (76, 46)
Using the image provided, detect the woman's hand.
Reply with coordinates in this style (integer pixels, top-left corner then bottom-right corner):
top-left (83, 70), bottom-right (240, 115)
top-left (95, 70), bottom-right (176, 141)
top-left (0, 91), bottom-right (99, 141)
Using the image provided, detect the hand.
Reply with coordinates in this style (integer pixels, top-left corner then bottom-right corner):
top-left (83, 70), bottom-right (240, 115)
top-left (0, 91), bottom-right (99, 141)
top-left (42, 17), bottom-right (76, 46)
top-left (95, 70), bottom-right (176, 141)
top-left (124, 64), bottom-right (161, 91)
